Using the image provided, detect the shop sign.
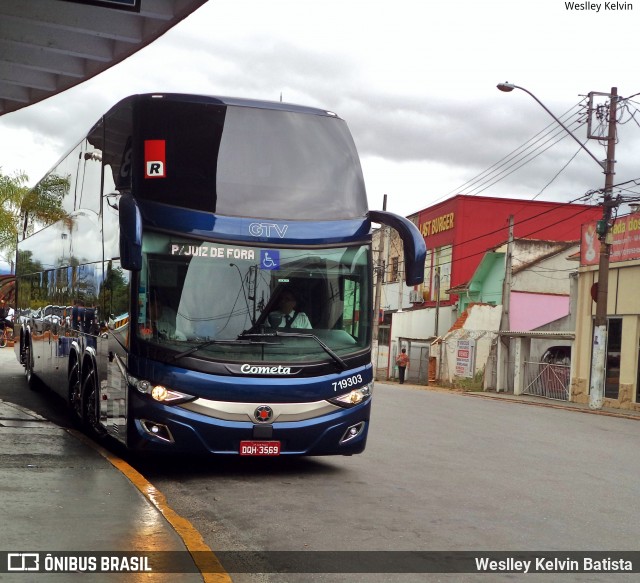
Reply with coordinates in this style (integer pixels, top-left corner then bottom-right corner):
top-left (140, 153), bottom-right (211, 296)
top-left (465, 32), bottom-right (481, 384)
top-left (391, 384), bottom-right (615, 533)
top-left (581, 212), bottom-right (640, 266)
top-left (419, 212), bottom-right (455, 238)
top-left (455, 339), bottom-right (476, 378)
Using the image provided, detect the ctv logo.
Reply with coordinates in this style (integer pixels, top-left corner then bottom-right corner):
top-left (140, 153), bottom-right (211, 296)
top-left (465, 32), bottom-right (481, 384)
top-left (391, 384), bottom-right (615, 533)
top-left (144, 140), bottom-right (166, 179)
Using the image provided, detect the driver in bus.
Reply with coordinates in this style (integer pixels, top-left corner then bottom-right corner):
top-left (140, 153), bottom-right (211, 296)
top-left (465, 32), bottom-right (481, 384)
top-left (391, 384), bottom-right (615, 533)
top-left (268, 287), bottom-right (312, 329)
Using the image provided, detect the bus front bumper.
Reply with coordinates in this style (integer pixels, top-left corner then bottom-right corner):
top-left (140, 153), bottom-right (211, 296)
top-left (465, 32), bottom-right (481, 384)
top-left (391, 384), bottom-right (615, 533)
top-left (127, 392), bottom-right (371, 456)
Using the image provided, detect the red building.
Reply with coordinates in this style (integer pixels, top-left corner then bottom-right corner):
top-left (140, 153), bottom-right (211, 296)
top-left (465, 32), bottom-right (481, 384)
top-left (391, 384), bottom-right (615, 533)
top-left (411, 195), bottom-right (602, 307)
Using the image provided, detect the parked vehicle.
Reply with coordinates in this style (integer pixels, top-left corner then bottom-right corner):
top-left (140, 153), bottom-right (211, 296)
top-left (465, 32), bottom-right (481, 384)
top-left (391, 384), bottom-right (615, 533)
top-left (541, 345), bottom-right (571, 366)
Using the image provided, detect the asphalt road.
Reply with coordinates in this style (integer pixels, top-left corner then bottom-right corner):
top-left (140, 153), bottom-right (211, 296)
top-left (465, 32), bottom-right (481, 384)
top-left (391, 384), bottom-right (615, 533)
top-left (130, 383), bottom-right (640, 583)
top-left (2, 345), bottom-right (640, 582)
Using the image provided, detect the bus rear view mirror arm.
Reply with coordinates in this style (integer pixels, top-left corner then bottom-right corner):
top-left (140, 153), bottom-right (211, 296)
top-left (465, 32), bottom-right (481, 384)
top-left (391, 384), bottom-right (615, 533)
top-left (368, 210), bottom-right (427, 286)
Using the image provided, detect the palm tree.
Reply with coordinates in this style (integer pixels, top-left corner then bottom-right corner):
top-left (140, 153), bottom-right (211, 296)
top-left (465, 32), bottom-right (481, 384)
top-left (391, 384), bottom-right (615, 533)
top-left (0, 169), bottom-right (69, 259)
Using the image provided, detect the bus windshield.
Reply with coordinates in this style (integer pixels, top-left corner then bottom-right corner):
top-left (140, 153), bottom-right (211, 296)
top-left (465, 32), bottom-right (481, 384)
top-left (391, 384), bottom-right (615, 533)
top-left (137, 232), bottom-right (371, 364)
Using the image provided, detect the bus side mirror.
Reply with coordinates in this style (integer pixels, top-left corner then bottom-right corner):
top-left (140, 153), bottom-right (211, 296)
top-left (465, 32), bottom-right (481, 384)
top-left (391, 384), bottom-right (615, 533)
top-left (119, 193), bottom-right (142, 271)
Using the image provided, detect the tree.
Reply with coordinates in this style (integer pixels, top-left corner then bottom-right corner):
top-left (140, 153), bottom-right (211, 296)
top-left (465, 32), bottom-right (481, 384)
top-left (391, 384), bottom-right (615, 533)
top-left (0, 170), bottom-right (26, 256)
top-left (0, 169), bottom-right (69, 261)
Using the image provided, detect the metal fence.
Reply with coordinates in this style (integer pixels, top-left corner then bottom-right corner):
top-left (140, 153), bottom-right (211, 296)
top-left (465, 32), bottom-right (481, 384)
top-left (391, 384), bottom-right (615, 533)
top-left (414, 346), bottom-right (430, 384)
top-left (523, 361), bottom-right (570, 401)
top-left (485, 351), bottom-right (497, 391)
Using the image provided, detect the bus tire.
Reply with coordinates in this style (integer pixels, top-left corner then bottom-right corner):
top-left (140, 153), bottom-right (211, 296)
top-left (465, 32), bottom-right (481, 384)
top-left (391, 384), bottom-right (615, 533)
top-left (81, 362), bottom-right (106, 439)
top-left (68, 357), bottom-right (83, 425)
top-left (24, 336), bottom-right (40, 391)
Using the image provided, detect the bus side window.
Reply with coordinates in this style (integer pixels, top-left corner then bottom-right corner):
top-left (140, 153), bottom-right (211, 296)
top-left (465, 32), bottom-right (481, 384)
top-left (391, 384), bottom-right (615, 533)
top-left (341, 277), bottom-right (361, 337)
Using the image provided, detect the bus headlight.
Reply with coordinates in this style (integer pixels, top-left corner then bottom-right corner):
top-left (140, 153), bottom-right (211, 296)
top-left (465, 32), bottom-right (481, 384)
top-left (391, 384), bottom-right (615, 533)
top-left (149, 384), bottom-right (194, 403)
top-left (128, 375), bottom-right (194, 404)
top-left (329, 382), bottom-right (373, 408)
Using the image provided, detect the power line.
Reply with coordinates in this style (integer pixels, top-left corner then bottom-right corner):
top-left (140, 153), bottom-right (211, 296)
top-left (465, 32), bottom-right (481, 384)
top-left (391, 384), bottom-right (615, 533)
top-left (429, 191), bottom-right (593, 253)
top-left (462, 116), bottom-right (585, 195)
top-left (465, 122), bottom-right (583, 196)
top-left (436, 100), bottom-right (588, 202)
top-left (532, 144), bottom-right (585, 200)
top-left (380, 194), bottom-right (597, 281)
top-left (443, 203), bottom-right (598, 269)
top-left (461, 104), bottom-right (585, 193)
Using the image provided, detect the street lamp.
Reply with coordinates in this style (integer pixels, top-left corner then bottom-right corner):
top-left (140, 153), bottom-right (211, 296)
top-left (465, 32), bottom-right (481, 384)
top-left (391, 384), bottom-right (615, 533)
top-left (497, 81), bottom-right (618, 410)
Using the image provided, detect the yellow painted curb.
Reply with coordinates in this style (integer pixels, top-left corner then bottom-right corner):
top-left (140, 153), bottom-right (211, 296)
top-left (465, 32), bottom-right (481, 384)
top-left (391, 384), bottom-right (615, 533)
top-left (68, 429), bottom-right (232, 583)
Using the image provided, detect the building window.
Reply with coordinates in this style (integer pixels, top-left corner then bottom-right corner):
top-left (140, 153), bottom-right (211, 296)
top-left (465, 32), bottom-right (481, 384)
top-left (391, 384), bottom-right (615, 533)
top-left (605, 318), bottom-right (622, 400)
top-left (390, 257), bottom-right (399, 282)
top-left (379, 325), bottom-right (390, 346)
top-left (431, 245), bottom-right (452, 302)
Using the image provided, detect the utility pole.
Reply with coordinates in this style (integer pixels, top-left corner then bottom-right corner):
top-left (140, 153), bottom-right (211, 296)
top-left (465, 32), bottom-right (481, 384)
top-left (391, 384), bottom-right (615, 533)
top-left (434, 266), bottom-right (440, 337)
top-left (497, 82), bottom-right (619, 408)
top-left (589, 87), bottom-right (618, 410)
top-left (500, 215), bottom-right (514, 335)
top-left (497, 215), bottom-right (514, 392)
top-left (372, 194), bottom-right (387, 380)
top-left (396, 260), bottom-right (404, 313)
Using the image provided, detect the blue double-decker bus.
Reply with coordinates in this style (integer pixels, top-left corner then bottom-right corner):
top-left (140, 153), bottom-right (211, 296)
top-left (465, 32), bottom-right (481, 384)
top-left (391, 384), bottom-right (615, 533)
top-left (14, 93), bottom-right (425, 456)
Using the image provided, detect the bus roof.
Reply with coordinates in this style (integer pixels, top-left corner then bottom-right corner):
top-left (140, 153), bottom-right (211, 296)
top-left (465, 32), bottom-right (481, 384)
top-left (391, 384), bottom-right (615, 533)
top-left (110, 92), bottom-right (343, 119)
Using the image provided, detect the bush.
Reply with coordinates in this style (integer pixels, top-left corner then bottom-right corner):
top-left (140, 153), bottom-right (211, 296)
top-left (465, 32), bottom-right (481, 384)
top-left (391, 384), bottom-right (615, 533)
top-left (452, 368), bottom-right (485, 392)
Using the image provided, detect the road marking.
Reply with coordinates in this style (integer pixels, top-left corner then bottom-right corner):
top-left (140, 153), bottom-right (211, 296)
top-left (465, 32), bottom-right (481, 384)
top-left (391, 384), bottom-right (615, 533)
top-left (68, 429), bottom-right (232, 583)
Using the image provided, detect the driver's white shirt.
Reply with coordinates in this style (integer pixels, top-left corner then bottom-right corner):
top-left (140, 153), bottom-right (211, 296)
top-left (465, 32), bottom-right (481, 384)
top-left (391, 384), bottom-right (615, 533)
top-left (276, 310), bottom-right (312, 329)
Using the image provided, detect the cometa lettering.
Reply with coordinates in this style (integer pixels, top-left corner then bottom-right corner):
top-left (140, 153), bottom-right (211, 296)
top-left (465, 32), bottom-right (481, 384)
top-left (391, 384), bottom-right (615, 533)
top-left (240, 364), bottom-right (292, 375)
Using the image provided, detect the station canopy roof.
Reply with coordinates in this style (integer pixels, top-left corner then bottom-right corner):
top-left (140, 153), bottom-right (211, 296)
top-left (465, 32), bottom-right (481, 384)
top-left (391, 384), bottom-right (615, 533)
top-left (0, 0), bottom-right (208, 116)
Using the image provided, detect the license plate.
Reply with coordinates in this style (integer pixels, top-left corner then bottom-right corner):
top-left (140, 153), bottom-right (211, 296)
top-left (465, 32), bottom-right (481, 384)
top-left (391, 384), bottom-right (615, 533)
top-left (239, 441), bottom-right (281, 456)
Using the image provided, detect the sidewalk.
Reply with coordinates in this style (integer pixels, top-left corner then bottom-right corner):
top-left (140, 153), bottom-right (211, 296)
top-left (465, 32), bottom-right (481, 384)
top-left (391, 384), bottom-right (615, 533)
top-left (465, 388), bottom-right (640, 420)
top-left (0, 346), bottom-right (216, 581)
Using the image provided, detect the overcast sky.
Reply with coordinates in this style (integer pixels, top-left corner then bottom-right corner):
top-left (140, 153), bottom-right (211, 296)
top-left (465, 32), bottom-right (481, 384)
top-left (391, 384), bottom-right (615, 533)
top-left (2, 0), bottom-right (640, 222)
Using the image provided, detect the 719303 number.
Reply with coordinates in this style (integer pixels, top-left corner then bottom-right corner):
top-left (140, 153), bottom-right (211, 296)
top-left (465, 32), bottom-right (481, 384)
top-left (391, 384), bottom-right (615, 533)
top-left (332, 374), bottom-right (363, 392)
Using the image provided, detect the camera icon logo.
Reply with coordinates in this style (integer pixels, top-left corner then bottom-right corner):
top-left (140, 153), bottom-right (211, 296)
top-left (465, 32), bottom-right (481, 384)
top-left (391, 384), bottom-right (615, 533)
top-left (7, 553), bottom-right (39, 571)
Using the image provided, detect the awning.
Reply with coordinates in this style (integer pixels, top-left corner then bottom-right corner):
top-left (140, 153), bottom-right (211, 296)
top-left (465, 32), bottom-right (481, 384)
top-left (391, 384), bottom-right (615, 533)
top-left (0, 0), bottom-right (209, 116)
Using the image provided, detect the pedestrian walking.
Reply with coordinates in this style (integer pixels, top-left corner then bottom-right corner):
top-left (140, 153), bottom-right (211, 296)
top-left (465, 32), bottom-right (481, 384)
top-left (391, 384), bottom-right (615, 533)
top-left (396, 348), bottom-right (409, 384)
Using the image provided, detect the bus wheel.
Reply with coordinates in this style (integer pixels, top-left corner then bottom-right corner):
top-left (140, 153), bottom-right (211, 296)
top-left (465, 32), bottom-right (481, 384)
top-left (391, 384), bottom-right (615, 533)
top-left (68, 359), bottom-right (83, 424)
top-left (24, 337), bottom-right (39, 391)
top-left (82, 364), bottom-right (106, 439)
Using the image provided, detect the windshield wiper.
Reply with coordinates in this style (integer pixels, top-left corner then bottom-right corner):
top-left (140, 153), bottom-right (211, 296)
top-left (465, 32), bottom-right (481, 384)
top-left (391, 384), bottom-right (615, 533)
top-left (239, 331), bottom-right (348, 370)
top-left (172, 331), bottom-right (348, 370)
top-left (171, 338), bottom-right (274, 361)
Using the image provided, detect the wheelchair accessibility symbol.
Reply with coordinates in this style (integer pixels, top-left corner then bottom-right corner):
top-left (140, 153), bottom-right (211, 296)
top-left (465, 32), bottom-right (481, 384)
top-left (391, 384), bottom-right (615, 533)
top-left (260, 250), bottom-right (280, 270)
